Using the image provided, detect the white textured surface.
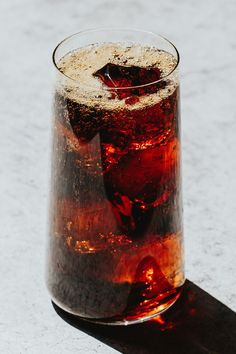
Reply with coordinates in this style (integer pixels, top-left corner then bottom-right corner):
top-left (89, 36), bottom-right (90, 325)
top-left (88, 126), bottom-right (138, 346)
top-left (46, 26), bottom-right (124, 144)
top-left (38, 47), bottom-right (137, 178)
top-left (1, 0), bottom-right (236, 353)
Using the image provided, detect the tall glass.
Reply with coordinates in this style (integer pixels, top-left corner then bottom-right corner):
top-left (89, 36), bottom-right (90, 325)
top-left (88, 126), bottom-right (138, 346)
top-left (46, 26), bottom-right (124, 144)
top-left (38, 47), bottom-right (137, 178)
top-left (47, 29), bottom-right (185, 325)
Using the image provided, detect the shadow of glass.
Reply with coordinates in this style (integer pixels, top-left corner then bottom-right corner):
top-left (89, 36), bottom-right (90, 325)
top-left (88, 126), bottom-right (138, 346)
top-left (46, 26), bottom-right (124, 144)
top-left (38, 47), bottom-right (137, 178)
top-left (52, 280), bottom-right (236, 354)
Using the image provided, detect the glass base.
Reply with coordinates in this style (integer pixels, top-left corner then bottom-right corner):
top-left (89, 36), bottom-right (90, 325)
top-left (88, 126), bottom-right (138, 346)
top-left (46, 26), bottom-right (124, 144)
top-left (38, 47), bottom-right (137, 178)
top-left (51, 285), bottom-right (183, 326)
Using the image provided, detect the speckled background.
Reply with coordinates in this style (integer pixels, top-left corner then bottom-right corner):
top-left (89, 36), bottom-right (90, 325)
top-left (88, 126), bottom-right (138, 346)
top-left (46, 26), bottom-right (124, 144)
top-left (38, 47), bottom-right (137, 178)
top-left (1, 0), bottom-right (236, 353)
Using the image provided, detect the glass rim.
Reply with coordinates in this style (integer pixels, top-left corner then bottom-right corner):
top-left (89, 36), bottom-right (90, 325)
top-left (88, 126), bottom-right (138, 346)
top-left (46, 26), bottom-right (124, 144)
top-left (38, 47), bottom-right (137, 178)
top-left (52, 27), bottom-right (180, 91)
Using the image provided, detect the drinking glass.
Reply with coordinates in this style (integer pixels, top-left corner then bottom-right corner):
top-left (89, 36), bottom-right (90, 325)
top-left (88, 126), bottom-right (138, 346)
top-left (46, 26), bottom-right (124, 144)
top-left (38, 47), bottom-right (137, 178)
top-left (47, 28), bottom-right (185, 325)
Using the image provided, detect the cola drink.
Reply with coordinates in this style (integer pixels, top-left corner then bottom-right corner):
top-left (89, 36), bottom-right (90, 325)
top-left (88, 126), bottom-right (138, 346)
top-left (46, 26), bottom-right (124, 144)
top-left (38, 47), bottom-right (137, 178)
top-left (47, 37), bottom-right (184, 324)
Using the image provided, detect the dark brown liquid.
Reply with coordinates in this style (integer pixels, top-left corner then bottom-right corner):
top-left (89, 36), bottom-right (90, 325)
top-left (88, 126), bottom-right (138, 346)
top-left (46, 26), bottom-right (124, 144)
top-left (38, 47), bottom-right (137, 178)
top-left (47, 51), bottom-right (184, 322)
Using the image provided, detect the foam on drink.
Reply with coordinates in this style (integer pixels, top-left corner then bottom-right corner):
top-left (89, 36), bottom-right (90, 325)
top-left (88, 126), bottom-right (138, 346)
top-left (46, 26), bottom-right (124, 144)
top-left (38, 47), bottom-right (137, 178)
top-left (56, 43), bottom-right (178, 110)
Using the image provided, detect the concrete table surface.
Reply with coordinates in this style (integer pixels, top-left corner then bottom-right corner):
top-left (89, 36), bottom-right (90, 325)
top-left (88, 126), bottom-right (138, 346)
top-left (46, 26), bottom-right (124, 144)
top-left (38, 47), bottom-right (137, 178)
top-left (0, 0), bottom-right (236, 353)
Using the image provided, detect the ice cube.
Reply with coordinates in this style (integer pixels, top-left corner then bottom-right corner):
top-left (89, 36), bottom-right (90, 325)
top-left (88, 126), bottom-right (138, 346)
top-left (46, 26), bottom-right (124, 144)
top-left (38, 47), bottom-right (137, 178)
top-left (103, 138), bottom-right (179, 236)
top-left (93, 63), bottom-right (165, 100)
top-left (55, 91), bottom-right (103, 144)
top-left (104, 138), bottom-right (179, 204)
top-left (127, 256), bottom-right (172, 305)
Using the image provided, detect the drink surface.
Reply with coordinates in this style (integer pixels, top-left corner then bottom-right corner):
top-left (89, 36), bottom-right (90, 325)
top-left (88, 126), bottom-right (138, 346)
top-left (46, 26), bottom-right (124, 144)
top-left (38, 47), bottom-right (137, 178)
top-left (48, 42), bottom-right (184, 323)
